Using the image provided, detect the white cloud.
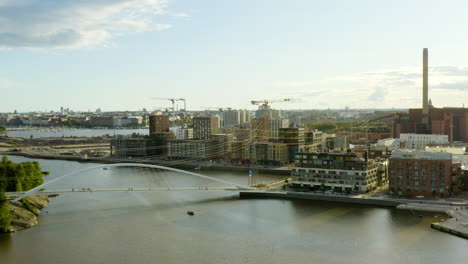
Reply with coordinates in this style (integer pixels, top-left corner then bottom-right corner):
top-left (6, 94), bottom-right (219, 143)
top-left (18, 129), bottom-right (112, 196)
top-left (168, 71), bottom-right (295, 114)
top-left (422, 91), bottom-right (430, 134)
top-left (0, 0), bottom-right (172, 49)
top-left (171, 12), bottom-right (190, 18)
top-left (0, 78), bottom-right (19, 89)
top-left (276, 65), bottom-right (468, 109)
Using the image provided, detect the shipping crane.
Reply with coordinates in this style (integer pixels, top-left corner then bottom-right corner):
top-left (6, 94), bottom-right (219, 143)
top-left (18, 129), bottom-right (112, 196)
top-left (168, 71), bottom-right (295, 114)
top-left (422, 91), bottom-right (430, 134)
top-left (151, 98), bottom-right (186, 112)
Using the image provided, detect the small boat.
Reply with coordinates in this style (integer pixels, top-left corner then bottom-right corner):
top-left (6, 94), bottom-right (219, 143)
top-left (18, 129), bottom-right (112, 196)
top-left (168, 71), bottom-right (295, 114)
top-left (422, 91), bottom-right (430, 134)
top-left (187, 211), bottom-right (194, 216)
top-left (103, 168), bottom-right (108, 170)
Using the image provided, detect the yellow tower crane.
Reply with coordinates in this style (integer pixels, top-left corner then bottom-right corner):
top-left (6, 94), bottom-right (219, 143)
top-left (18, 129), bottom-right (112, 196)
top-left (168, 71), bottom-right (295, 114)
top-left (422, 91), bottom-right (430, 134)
top-left (250, 98), bottom-right (291, 140)
top-left (248, 98), bottom-right (291, 186)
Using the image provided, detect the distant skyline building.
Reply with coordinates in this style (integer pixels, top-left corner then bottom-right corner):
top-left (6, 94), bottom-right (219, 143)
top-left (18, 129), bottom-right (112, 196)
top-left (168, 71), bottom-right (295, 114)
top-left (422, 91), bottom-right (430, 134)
top-left (222, 109), bottom-right (240, 127)
top-left (255, 105), bottom-right (283, 119)
top-left (239, 110), bottom-right (251, 124)
top-left (222, 109), bottom-right (251, 127)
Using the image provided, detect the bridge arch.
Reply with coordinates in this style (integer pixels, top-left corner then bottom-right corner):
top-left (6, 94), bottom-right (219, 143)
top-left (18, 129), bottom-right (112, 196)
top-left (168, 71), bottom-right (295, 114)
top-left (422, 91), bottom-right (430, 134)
top-left (13, 163), bottom-right (253, 202)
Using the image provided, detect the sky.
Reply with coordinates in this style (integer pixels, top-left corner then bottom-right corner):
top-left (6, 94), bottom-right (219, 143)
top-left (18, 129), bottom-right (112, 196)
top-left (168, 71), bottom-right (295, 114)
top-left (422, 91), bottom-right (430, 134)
top-left (2, 0), bottom-right (468, 112)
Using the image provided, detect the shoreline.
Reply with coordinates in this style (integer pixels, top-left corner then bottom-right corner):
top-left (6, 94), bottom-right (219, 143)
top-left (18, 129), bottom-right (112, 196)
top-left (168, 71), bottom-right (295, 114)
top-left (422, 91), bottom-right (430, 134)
top-left (5, 195), bottom-right (50, 233)
top-left (0, 151), bottom-right (291, 175)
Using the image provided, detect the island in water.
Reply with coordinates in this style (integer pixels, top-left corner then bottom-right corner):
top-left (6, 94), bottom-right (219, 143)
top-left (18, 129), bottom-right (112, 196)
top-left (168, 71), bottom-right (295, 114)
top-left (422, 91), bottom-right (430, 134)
top-left (0, 156), bottom-right (49, 233)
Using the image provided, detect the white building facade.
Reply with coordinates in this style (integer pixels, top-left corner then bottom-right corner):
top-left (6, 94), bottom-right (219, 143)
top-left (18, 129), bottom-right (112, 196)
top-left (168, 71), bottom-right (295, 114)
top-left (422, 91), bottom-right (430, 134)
top-left (400, 133), bottom-right (448, 150)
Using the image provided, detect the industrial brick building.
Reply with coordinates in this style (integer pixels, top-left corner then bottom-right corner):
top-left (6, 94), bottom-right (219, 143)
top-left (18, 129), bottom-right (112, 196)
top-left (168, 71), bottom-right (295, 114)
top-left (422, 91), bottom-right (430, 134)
top-left (388, 150), bottom-right (460, 197)
top-left (393, 49), bottom-right (468, 142)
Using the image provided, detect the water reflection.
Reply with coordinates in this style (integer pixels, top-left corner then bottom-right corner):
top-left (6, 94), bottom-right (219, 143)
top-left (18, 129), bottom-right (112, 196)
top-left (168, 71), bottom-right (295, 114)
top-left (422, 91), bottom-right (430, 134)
top-left (1, 156), bottom-right (467, 264)
top-left (0, 234), bottom-right (11, 253)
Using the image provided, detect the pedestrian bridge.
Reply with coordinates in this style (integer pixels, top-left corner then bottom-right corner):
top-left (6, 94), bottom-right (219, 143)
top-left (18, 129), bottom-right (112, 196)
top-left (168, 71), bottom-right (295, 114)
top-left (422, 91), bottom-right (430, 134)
top-left (10, 163), bottom-right (255, 202)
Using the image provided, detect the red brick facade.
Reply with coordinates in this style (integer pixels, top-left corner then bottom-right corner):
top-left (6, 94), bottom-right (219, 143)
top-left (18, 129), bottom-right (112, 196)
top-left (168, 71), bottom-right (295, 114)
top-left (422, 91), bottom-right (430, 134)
top-left (389, 155), bottom-right (458, 197)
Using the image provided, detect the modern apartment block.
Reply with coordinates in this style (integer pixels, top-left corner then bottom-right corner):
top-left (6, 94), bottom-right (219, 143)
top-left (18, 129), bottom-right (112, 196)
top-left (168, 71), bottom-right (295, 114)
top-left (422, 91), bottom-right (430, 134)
top-left (110, 133), bottom-right (175, 158)
top-left (167, 140), bottom-right (212, 159)
top-left (232, 142), bottom-right (288, 165)
top-left (388, 150), bottom-right (460, 197)
top-left (305, 130), bottom-right (323, 152)
top-left (251, 142), bottom-right (288, 166)
top-left (170, 127), bottom-right (194, 140)
top-left (279, 127), bottom-right (305, 162)
top-left (291, 152), bottom-right (380, 193)
top-left (269, 118), bottom-right (290, 139)
top-left (323, 134), bottom-right (348, 152)
top-left (193, 116), bottom-right (219, 140)
top-left (211, 134), bottom-right (234, 159)
top-left (110, 137), bottom-right (148, 158)
top-left (400, 133), bottom-right (448, 150)
top-left (149, 114), bottom-right (170, 136)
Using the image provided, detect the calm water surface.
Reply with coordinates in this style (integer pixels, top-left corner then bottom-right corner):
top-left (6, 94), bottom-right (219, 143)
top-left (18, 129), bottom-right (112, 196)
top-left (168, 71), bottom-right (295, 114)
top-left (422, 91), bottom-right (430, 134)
top-left (0, 157), bottom-right (467, 264)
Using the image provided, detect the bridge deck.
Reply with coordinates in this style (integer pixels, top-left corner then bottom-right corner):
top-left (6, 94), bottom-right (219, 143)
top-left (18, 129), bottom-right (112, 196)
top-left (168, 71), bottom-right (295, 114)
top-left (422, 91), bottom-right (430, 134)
top-left (6, 187), bottom-right (245, 197)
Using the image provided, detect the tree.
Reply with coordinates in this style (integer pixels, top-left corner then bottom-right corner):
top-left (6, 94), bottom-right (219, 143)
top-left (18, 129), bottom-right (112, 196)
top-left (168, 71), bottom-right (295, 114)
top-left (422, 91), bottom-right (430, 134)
top-left (0, 156), bottom-right (44, 192)
top-left (0, 156), bottom-right (46, 233)
top-left (0, 189), bottom-right (10, 232)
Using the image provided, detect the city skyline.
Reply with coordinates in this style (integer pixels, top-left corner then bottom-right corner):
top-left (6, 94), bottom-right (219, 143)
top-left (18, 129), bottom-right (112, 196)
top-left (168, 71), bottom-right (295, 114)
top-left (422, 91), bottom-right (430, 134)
top-left (2, 0), bottom-right (468, 112)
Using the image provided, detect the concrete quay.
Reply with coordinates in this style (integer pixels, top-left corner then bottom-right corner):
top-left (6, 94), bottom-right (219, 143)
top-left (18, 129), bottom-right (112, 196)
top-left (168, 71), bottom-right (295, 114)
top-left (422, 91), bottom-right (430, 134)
top-left (431, 207), bottom-right (468, 239)
top-left (239, 191), bottom-right (403, 207)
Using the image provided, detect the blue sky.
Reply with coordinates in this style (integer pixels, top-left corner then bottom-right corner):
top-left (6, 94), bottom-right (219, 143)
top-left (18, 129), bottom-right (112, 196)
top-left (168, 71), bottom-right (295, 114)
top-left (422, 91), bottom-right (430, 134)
top-left (2, 0), bottom-right (468, 112)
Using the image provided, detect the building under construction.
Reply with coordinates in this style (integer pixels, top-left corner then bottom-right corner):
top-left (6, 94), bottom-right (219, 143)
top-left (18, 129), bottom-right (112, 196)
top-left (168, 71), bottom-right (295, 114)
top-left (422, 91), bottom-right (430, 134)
top-left (393, 48), bottom-right (468, 142)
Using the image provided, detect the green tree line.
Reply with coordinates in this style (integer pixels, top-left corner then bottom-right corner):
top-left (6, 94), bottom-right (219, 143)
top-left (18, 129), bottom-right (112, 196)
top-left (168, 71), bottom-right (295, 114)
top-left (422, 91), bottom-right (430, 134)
top-left (305, 121), bottom-right (390, 133)
top-left (305, 121), bottom-right (353, 131)
top-left (0, 126), bottom-right (6, 133)
top-left (0, 156), bottom-right (44, 232)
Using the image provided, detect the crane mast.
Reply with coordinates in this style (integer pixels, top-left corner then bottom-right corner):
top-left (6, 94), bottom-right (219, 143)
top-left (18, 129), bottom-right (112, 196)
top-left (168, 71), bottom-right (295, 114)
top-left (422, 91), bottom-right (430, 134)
top-left (249, 98), bottom-right (291, 186)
